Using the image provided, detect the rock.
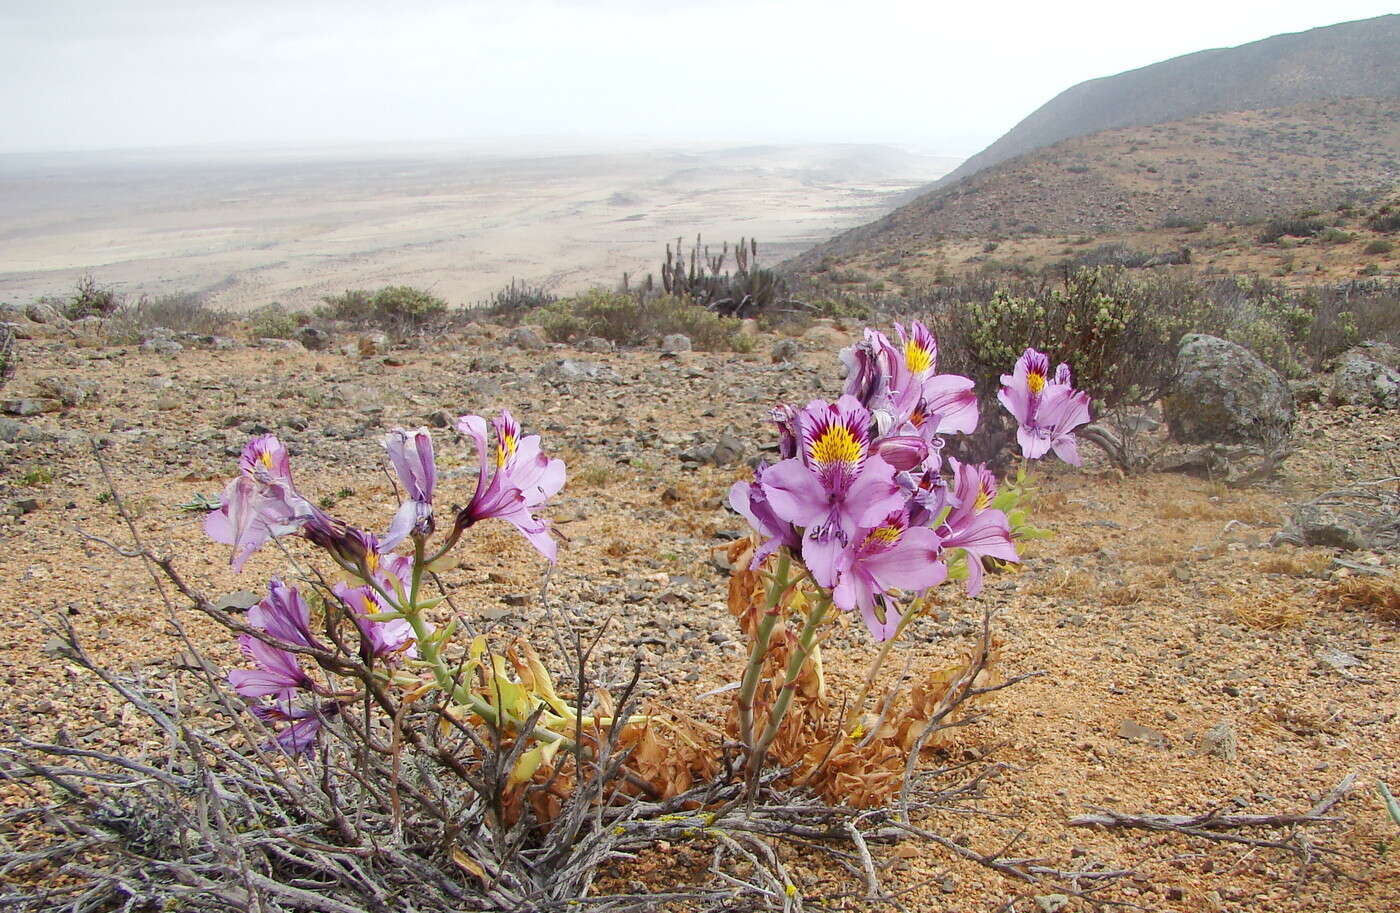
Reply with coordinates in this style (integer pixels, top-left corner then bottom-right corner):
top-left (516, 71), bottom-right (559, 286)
top-left (357, 332), bottom-right (391, 357)
top-left (0, 419), bottom-right (56, 443)
top-left (295, 326), bottom-right (332, 351)
top-left (1336, 340), bottom-right (1400, 371)
top-left (1165, 334), bottom-right (1295, 445)
top-left (1034, 895), bottom-right (1071, 913)
top-left (35, 376), bottom-right (98, 407)
top-left (1329, 354), bottom-right (1399, 410)
top-left (502, 593), bottom-right (531, 607)
top-left (801, 325), bottom-right (849, 349)
top-left (1199, 722), bottom-right (1239, 760)
top-left (770, 338), bottom-right (800, 363)
top-left (6, 498), bottom-right (40, 516)
top-left (1315, 647), bottom-right (1361, 673)
top-left (213, 590), bottom-right (261, 613)
top-left (140, 337), bottom-right (183, 355)
top-left (504, 326), bottom-right (548, 351)
top-left (660, 333), bottom-right (692, 355)
top-left (1289, 377), bottom-right (1325, 406)
top-left (469, 354), bottom-right (506, 373)
top-left (24, 302), bottom-right (65, 324)
top-left (537, 359), bottom-right (621, 384)
top-left (1272, 503), bottom-right (1367, 550)
top-left (2, 397), bottom-right (61, 417)
top-left (710, 432), bottom-right (746, 467)
top-left (1116, 719), bottom-right (1169, 748)
top-left (575, 336), bottom-right (615, 354)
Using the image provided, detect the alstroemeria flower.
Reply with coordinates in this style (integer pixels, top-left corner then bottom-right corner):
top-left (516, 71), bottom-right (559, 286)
top-left (939, 459), bottom-right (1019, 596)
top-left (205, 435), bottom-right (319, 570)
top-left (382, 427), bottom-right (437, 549)
top-left (886, 321), bottom-right (980, 437)
top-left (997, 347), bottom-right (1091, 464)
top-left (729, 463), bottom-right (802, 566)
top-left (249, 579), bottom-right (322, 650)
top-left (831, 511), bottom-right (947, 642)
top-left (250, 700), bottom-right (337, 756)
top-left (453, 410), bottom-right (566, 562)
top-left (333, 582), bottom-right (418, 661)
top-left (840, 329), bottom-right (894, 414)
top-left (228, 634), bottom-right (316, 699)
top-left (760, 396), bottom-right (904, 588)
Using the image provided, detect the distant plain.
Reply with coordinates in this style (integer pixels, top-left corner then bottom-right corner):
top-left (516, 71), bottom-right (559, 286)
top-left (0, 142), bottom-right (959, 311)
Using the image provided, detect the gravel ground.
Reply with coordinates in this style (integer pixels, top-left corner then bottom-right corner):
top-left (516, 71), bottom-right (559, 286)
top-left (2, 323), bottom-right (1397, 911)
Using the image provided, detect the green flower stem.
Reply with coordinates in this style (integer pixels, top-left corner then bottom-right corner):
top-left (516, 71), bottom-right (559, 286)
top-left (736, 551), bottom-right (792, 759)
top-left (843, 594), bottom-right (925, 733)
top-left (749, 591), bottom-right (832, 781)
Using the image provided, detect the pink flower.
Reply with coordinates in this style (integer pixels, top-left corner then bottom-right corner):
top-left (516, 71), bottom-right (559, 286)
top-left (228, 634), bottom-right (315, 699)
top-left (333, 582), bottom-right (419, 661)
top-left (830, 512), bottom-right (948, 641)
top-left (997, 348), bottom-right (1091, 464)
top-left (758, 396), bottom-right (904, 588)
top-left (249, 579), bottom-right (322, 650)
top-left (382, 427), bottom-right (437, 549)
top-left (939, 459), bottom-right (1019, 596)
top-left (205, 436), bottom-right (318, 570)
top-left (453, 410), bottom-right (566, 562)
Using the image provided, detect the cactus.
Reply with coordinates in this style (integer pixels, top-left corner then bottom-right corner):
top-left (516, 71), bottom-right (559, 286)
top-left (655, 234), bottom-right (789, 317)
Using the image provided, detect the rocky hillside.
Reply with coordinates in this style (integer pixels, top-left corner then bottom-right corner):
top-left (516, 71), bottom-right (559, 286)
top-left (785, 98), bottom-right (1400, 277)
top-left (938, 13), bottom-right (1400, 189)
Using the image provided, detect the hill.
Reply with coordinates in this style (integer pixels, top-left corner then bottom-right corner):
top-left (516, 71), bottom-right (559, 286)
top-left (938, 14), bottom-right (1400, 190)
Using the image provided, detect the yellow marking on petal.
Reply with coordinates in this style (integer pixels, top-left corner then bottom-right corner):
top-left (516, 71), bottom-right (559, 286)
top-left (810, 425), bottom-right (862, 466)
top-left (495, 434), bottom-right (517, 468)
top-left (910, 405), bottom-right (926, 429)
top-left (974, 487), bottom-right (991, 512)
top-left (904, 341), bottom-right (933, 375)
top-left (364, 550), bottom-right (379, 573)
top-left (259, 450), bottom-right (274, 469)
top-left (1027, 371), bottom-right (1046, 395)
top-left (866, 525), bottom-right (902, 546)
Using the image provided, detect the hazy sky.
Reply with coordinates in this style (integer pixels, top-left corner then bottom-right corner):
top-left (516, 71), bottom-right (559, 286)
top-left (2, 0), bottom-right (1396, 156)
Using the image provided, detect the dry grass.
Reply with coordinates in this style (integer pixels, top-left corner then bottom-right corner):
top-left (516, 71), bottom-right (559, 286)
top-left (1227, 593), bottom-right (1314, 630)
top-left (1251, 552), bottom-right (1331, 578)
top-left (1025, 568), bottom-right (1097, 598)
top-left (1326, 575), bottom-right (1400, 623)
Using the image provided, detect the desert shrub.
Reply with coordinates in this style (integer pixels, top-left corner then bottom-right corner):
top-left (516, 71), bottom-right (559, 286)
top-left (1067, 243), bottom-right (1189, 270)
top-left (1364, 239), bottom-right (1395, 255)
top-left (104, 293), bottom-right (232, 342)
top-left (1258, 215), bottom-right (1326, 243)
top-left (1361, 263), bottom-right (1383, 276)
top-left (319, 285), bottom-right (448, 329)
top-left (247, 303), bottom-right (301, 339)
top-left (1367, 208), bottom-right (1400, 233)
top-left (1160, 215), bottom-right (1206, 232)
top-left (537, 289), bottom-right (754, 352)
top-left (0, 324), bottom-right (14, 390)
top-left (1317, 227), bottom-right (1354, 244)
top-left (62, 274), bottom-right (123, 319)
top-left (476, 278), bottom-right (556, 317)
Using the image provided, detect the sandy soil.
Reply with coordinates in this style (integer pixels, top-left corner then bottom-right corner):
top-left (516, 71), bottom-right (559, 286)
top-left (0, 142), bottom-right (957, 311)
top-left (1, 323), bottom-right (1396, 911)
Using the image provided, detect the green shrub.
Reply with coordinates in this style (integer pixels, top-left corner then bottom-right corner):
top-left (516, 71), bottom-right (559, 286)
top-left (1364, 239), bottom-right (1395, 255)
top-left (1367, 209), bottom-right (1400, 233)
top-left (537, 290), bottom-right (754, 352)
top-left (1317, 227), bottom-right (1354, 245)
top-left (476, 279), bottom-right (557, 317)
top-left (248, 303), bottom-right (300, 339)
top-left (63, 274), bottom-right (123, 319)
top-left (319, 286), bottom-right (448, 329)
top-left (1258, 215), bottom-right (1326, 243)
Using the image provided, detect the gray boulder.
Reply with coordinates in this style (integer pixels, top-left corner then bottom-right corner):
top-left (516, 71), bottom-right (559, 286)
top-left (1165, 334), bottom-right (1295, 445)
top-left (296, 326), bottom-right (332, 351)
top-left (660, 333), bottom-right (692, 355)
top-left (537, 359), bottom-right (621, 385)
top-left (504, 326), bottom-right (548, 351)
top-left (1329, 354), bottom-right (1399, 410)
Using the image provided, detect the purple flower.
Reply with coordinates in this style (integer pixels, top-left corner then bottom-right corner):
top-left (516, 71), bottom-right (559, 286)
top-left (830, 511), bottom-right (948, 641)
top-left (938, 459), bottom-right (1019, 596)
top-left (759, 396), bottom-right (904, 588)
top-left (453, 410), bottom-right (566, 562)
top-left (728, 463), bottom-right (802, 566)
top-left (382, 428), bottom-right (437, 549)
top-left (334, 583), bottom-right (418, 661)
top-left (839, 329), bottom-right (894, 412)
top-left (997, 348), bottom-right (1091, 464)
top-left (249, 579), bottom-right (322, 649)
top-left (250, 701), bottom-right (337, 756)
top-left (886, 322), bottom-right (980, 437)
top-left (205, 436), bottom-right (318, 570)
top-left (228, 634), bottom-right (316, 699)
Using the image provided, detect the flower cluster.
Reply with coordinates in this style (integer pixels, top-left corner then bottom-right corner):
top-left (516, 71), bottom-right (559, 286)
top-left (730, 325), bottom-right (1089, 642)
top-left (206, 411), bottom-right (565, 754)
